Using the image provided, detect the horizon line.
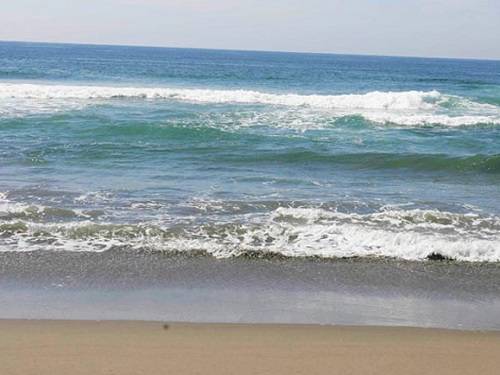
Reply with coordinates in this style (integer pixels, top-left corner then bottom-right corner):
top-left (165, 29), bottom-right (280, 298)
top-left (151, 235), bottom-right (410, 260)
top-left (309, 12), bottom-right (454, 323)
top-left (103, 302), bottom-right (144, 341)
top-left (1, 39), bottom-right (499, 63)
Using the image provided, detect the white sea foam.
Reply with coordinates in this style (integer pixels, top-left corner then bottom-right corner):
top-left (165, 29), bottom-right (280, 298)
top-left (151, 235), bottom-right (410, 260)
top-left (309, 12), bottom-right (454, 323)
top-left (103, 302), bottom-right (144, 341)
top-left (360, 113), bottom-right (500, 127)
top-left (1, 201), bottom-right (500, 262)
top-left (0, 83), bottom-right (442, 110)
top-left (2, 82), bottom-right (500, 126)
top-left (0, 193), bottom-right (31, 216)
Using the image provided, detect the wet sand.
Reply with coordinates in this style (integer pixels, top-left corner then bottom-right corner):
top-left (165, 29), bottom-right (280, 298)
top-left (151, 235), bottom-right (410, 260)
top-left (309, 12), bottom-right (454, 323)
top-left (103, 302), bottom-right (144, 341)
top-left (1, 251), bottom-right (500, 329)
top-left (1, 320), bottom-right (499, 375)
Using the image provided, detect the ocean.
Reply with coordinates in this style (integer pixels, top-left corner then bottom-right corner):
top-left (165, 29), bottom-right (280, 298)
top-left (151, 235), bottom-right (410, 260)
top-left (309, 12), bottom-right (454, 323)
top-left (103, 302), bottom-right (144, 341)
top-left (1, 41), bottom-right (500, 261)
top-left (1, 41), bottom-right (500, 328)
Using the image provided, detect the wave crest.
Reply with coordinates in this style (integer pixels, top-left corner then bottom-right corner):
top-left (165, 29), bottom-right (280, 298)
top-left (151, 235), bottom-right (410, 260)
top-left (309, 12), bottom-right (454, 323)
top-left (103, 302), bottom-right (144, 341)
top-left (0, 83), bottom-right (442, 110)
top-left (2, 83), bottom-right (499, 126)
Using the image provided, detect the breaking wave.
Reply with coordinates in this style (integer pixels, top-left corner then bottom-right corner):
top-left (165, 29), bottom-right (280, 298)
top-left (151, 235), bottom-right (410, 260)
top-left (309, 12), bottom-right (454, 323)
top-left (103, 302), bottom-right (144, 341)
top-left (1, 83), bottom-right (499, 126)
top-left (0, 83), bottom-right (443, 109)
top-left (1, 193), bottom-right (499, 262)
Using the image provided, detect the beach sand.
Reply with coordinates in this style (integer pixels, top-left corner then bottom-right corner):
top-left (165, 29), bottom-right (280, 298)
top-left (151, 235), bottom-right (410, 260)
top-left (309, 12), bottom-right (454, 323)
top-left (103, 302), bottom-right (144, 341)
top-left (1, 320), bottom-right (499, 375)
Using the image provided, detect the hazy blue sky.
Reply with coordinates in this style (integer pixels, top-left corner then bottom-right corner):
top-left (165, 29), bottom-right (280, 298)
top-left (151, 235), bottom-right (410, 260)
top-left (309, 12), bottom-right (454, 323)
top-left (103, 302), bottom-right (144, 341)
top-left (1, 0), bottom-right (499, 59)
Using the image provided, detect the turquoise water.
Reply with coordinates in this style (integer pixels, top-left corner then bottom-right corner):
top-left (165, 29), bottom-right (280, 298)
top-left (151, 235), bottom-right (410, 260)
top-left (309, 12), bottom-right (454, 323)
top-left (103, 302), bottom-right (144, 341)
top-left (1, 41), bottom-right (500, 261)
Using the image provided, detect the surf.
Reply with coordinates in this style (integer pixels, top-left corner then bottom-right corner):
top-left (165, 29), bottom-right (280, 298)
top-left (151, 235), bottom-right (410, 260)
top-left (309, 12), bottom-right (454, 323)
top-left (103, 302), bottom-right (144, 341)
top-left (2, 82), bottom-right (499, 126)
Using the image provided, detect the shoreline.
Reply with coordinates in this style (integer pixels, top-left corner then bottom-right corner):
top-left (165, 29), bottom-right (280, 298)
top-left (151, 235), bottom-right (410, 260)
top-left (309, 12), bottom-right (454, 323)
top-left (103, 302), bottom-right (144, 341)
top-left (1, 250), bottom-right (500, 330)
top-left (1, 319), bottom-right (499, 375)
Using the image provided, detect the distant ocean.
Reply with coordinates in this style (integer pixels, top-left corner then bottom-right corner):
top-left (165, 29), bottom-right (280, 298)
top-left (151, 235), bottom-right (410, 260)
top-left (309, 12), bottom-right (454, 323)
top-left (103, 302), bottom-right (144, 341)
top-left (1, 41), bottom-right (500, 262)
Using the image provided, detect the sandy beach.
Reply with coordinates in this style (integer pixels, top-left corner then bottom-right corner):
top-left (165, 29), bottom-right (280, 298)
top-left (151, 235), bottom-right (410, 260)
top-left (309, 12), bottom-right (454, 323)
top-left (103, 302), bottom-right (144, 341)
top-left (1, 320), bottom-right (499, 375)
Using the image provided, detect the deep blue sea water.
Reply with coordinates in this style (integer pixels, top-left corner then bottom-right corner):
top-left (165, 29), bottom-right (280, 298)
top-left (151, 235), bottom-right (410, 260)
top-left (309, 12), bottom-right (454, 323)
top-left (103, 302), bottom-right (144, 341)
top-left (1, 41), bottom-right (500, 261)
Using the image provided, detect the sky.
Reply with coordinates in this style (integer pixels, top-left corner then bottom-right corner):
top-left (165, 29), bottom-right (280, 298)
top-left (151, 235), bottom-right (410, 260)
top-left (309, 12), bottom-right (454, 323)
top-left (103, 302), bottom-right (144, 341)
top-left (1, 0), bottom-right (499, 60)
